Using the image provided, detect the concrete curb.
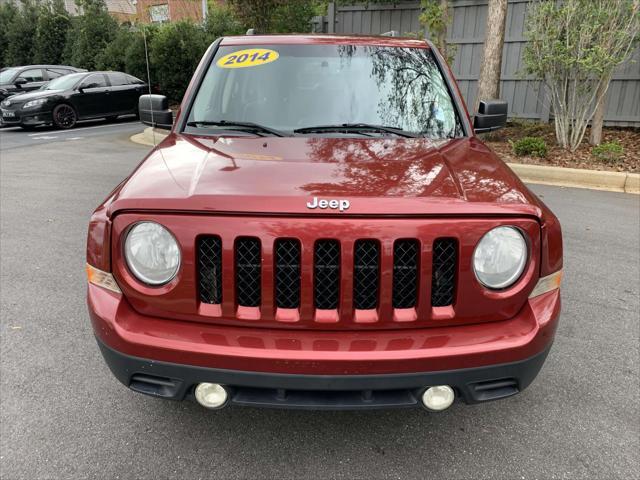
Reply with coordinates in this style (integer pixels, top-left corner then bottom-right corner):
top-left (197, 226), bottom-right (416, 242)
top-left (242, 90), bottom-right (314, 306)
top-left (508, 163), bottom-right (639, 194)
top-left (130, 128), bottom-right (638, 194)
top-left (130, 127), bottom-right (168, 147)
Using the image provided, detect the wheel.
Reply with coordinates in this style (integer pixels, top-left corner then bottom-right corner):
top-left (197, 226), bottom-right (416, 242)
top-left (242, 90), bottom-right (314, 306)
top-left (52, 104), bottom-right (77, 129)
top-left (106, 115), bottom-right (118, 122)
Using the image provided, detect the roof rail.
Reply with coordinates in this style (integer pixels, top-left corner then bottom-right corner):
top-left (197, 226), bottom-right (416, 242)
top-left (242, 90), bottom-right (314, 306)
top-left (246, 28), bottom-right (257, 35)
top-left (381, 30), bottom-right (399, 37)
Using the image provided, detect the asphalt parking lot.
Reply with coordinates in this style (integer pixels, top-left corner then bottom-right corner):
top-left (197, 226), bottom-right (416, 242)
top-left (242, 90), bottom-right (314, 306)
top-left (1, 123), bottom-right (639, 479)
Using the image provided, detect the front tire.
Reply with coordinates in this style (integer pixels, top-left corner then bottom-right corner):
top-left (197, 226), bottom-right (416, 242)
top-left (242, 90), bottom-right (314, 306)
top-left (52, 104), bottom-right (77, 129)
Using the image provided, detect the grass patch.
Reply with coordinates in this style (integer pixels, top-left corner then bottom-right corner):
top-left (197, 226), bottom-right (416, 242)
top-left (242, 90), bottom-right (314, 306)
top-left (592, 141), bottom-right (624, 164)
top-left (512, 137), bottom-right (548, 158)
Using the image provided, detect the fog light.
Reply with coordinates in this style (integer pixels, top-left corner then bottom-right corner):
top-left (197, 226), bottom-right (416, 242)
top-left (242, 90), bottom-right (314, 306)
top-left (421, 385), bottom-right (455, 411)
top-left (194, 383), bottom-right (228, 409)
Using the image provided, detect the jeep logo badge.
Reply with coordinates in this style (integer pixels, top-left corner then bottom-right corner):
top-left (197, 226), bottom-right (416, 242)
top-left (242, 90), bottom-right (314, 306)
top-left (306, 197), bottom-right (350, 212)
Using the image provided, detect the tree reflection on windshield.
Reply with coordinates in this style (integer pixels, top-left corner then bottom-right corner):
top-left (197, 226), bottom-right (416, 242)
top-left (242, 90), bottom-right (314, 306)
top-left (367, 46), bottom-right (462, 138)
top-left (190, 43), bottom-right (463, 138)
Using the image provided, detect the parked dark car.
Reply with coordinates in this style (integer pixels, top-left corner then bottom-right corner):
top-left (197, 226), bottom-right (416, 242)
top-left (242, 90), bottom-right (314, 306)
top-left (0, 65), bottom-right (86, 101)
top-left (0, 71), bottom-right (146, 129)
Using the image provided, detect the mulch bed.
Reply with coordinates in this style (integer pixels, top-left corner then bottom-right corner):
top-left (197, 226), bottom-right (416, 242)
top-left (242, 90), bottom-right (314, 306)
top-left (484, 121), bottom-right (639, 173)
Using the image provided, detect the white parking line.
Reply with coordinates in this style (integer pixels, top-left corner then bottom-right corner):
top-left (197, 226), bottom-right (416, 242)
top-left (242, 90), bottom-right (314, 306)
top-left (27, 121), bottom-right (139, 137)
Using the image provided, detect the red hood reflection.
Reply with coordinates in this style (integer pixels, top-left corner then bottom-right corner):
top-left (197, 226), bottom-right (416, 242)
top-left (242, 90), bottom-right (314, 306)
top-left (109, 133), bottom-right (542, 217)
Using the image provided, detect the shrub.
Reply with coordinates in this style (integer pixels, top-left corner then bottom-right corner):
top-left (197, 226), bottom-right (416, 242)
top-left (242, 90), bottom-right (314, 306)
top-left (123, 27), bottom-right (158, 87)
top-left (205, 3), bottom-right (244, 40)
top-left (272, 1), bottom-right (319, 33)
top-left (592, 141), bottom-right (624, 163)
top-left (96, 27), bottom-right (137, 72)
top-left (523, 0), bottom-right (639, 152)
top-left (4, 0), bottom-right (39, 66)
top-left (150, 21), bottom-right (209, 102)
top-left (33, 0), bottom-right (71, 65)
top-left (512, 137), bottom-right (548, 158)
top-left (0, 1), bottom-right (18, 68)
top-left (227, 0), bottom-right (319, 33)
top-left (63, 0), bottom-right (119, 70)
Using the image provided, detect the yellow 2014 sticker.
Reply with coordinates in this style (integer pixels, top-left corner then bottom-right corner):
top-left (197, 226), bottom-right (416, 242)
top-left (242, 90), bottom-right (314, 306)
top-left (216, 49), bottom-right (279, 69)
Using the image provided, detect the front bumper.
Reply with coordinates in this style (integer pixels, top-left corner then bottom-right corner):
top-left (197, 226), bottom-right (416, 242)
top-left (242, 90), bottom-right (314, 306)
top-left (98, 338), bottom-right (552, 409)
top-left (0, 107), bottom-right (52, 125)
top-left (89, 284), bottom-right (560, 409)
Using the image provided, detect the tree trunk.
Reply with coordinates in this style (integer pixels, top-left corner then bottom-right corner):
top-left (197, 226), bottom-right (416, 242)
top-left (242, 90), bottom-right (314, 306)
top-left (590, 81), bottom-right (608, 146)
top-left (475, 0), bottom-right (508, 111)
top-left (438, 0), bottom-right (450, 61)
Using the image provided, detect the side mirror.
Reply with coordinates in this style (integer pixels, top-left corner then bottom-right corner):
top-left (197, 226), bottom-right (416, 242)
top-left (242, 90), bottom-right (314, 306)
top-left (14, 77), bottom-right (27, 86)
top-left (139, 94), bottom-right (173, 130)
top-left (473, 100), bottom-right (507, 133)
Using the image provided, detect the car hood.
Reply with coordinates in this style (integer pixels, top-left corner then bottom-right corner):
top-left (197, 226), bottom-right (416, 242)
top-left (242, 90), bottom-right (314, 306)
top-left (2, 90), bottom-right (62, 104)
top-left (108, 133), bottom-right (543, 217)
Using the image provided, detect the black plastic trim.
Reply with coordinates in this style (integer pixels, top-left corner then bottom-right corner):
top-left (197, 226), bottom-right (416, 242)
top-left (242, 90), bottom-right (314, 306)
top-left (97, 338), bottom-right (552, 410)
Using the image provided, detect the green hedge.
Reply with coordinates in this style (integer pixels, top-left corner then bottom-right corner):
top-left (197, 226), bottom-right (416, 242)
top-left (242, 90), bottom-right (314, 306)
top-left (0, 0), bottom-right (324, 102)
top-left (96, 22), bottom-right (211, 102)
top-left (0, 2), bottom-right (211, 102)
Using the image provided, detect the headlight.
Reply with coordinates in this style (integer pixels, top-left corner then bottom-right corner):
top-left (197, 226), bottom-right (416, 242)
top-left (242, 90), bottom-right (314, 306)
top-left (473, 226), bottom-right (527, 289)
top-left (124, 222), bottom-right (181, 285)
top-left (23, 98), bottom-right (48, 109)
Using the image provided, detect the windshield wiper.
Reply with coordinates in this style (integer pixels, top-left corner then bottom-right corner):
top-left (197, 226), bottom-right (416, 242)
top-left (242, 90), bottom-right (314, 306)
top-left (293, 123), bottom-right (419, 138)
top-left (186, 120), bottom-right (285, 137)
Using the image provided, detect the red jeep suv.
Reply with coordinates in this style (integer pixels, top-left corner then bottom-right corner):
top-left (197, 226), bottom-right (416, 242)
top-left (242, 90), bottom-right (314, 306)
top-left (86, 34), bottom-right (562, 411)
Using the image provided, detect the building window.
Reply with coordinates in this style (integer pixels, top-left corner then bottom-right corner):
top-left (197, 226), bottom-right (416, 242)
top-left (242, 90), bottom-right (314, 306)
top-left (149, 4), bottom-right (169, 23)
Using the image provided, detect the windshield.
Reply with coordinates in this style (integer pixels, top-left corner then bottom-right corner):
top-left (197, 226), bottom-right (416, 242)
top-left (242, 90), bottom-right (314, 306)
top-left (42, 73), bottom-right (85, 91)
top-left (0, 68), bottom-right (20, 83)
top-left (188, 44), bottom-right (463, 138)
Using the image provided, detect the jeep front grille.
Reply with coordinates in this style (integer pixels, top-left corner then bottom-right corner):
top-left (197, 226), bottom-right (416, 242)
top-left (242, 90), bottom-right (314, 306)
top-left (431, 238), bottom-right (457, 307)
top-left (314, 240), bottom-right (340, 310)
top-left (275, 239), bottom-right (301, 309)
top-left (197, 236), bottom-right (458, 323)
top-left (235, 237), bottom-right (261, 307)
top-left (197, 236), bottom-right (222, 304)
top-left (353, 240), bottom-right (380, 310)
top-left (393, 239), bottom-right (419, 309)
